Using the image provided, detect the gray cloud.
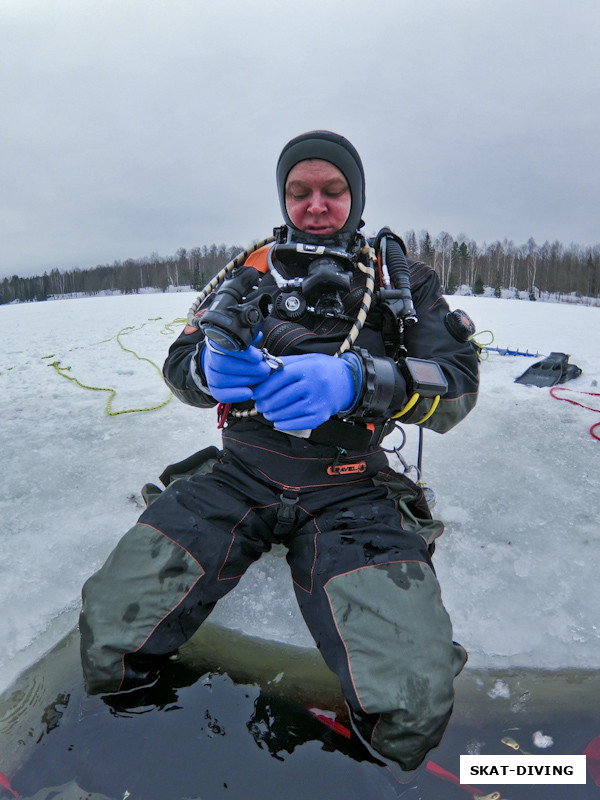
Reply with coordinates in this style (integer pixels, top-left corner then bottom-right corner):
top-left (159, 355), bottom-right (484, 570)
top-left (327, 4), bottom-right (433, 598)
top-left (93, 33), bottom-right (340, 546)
top-left (1, 0), bottom-right (598, 279)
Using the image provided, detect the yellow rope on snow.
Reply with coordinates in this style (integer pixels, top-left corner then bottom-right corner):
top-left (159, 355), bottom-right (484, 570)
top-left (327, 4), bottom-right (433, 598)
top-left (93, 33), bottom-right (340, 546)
top-left (160, 317), bottom-right (187, 336)
top-left (49, 358), bottom-right (172, 416)
top-left (47, 318), bottom-right (178, 416)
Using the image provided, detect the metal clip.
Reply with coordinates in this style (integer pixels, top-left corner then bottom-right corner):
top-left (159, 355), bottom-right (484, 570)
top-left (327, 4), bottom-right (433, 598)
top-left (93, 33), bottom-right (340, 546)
top-left (261, 348), bottom-right (284, 373)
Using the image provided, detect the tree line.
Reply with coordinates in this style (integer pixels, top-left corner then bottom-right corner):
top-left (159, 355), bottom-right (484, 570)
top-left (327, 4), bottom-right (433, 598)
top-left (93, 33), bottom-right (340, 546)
top-left (403, 230), bottom-right (599, 301)
top-left (1, 233), bottom-right (599, 306)
top-left (0, 244), bottom-right (240, 305)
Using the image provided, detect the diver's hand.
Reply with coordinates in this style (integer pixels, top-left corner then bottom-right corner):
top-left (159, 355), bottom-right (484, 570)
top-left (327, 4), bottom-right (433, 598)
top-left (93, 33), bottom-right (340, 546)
top-left (201, 342), bottom-right (272, 403)
top-left (252, 352), bottom-right (360, 430)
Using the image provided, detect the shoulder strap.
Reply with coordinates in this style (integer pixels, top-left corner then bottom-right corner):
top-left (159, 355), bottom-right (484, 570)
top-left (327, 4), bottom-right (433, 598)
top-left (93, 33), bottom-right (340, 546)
top-left (243, 244), bottom-right (272, 274)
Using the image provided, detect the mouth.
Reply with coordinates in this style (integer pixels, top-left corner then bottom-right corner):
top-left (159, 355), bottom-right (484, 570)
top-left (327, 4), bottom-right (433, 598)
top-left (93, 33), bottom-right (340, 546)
top-left (304, 224), bottom-right (336, 234)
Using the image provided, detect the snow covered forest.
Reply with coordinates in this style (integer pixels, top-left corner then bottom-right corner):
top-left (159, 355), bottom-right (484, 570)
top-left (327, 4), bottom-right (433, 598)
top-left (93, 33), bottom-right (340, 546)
top-left (2, 231), bottom-right (599, 305)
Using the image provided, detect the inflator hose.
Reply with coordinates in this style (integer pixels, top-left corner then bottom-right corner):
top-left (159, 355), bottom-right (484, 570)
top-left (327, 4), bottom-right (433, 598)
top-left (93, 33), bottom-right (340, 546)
top-left (384, 235), bottom-right (417, 324)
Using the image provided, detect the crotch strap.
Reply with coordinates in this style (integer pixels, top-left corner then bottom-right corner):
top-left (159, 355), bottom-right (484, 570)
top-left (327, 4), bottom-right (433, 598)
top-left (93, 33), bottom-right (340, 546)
top-left (273, 489), bottom-right (300, 539)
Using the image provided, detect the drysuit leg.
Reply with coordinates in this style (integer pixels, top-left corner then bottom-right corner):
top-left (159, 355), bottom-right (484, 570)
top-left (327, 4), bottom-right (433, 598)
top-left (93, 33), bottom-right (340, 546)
top-left (80, 468), bottom-right (272, 694)
top-left (286, 491), bottom-right (466, 772)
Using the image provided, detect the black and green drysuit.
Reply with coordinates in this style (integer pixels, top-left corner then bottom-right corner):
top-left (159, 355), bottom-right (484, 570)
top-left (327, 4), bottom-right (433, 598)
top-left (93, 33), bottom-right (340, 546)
top-left (80, 240), bottom-right (479, 772)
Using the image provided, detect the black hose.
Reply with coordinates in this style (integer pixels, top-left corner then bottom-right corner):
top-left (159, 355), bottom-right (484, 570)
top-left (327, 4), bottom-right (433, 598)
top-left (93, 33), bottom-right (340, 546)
top-left (384, 236), bottom-right (418, 325)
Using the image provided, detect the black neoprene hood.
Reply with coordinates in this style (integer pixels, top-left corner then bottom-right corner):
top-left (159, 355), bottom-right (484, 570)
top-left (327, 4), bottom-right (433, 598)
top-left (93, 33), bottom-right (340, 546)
top-left (276, 130), bottom-right (365, 235)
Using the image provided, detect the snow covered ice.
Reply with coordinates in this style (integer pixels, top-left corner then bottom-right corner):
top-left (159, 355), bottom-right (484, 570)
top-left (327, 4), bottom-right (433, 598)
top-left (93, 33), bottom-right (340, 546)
top-left (1, 291), bottom-right (599, 695)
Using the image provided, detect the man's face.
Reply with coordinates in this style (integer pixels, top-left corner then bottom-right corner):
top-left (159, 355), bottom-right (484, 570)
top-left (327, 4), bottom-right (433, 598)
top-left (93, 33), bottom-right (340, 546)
top-left (284, 159), bottom-right (351, 235)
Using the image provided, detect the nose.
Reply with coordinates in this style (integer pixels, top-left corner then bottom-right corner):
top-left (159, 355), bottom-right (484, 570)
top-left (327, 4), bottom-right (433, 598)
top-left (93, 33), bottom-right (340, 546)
top-left (306, 191), bottom-right (328, 215)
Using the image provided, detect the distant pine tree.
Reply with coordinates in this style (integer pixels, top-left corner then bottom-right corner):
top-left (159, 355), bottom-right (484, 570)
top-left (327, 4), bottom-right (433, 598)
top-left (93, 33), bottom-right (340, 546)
top-left (419, 230), bottom-right (434, 264)
top-left (445, 270), bottom-right (458, 295)
top-left (404, 230), bottom-right (418, 257)
top-left (494, 269), bottom-right (502, 298)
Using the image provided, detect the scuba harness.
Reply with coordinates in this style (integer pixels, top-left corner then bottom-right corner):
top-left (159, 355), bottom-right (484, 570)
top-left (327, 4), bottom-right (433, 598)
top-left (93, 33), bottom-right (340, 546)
top-left (186, 226), bottom-right (443, 482)
top-left (188, 225), bottom-right (418, 363)
top-left (189, 226), bottom-right (378, 357)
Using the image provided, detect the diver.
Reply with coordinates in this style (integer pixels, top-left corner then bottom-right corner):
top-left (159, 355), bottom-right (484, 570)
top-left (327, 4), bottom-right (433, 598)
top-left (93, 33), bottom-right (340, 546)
top-left (79, 130), bottom-right (480, 778)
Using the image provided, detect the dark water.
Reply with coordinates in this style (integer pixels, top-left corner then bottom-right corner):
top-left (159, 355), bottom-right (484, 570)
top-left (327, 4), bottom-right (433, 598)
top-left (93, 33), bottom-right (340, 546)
top-left (2, 628), bottom-right (599, 800)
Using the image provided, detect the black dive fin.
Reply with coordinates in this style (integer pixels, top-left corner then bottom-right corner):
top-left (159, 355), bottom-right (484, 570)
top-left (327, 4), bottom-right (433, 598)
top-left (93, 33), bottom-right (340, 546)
top-left (515, 352), bottom-right (582, 387)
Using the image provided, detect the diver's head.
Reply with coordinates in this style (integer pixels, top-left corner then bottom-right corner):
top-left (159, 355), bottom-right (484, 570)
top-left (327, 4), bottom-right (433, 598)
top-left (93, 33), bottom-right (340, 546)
top-left (276, 130), bottom-right (365, 237)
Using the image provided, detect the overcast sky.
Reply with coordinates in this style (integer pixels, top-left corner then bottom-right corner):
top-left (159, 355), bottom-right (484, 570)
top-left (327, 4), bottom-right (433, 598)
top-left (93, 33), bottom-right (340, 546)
top-left (1, 0), bottom-right (599, 279)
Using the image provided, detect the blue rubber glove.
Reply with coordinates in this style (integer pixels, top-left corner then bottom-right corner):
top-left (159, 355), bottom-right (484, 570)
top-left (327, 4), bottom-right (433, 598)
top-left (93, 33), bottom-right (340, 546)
top-left (252, 352), bottom-right (361, 431)
top-left (201, 342), bottom-right (272, 403)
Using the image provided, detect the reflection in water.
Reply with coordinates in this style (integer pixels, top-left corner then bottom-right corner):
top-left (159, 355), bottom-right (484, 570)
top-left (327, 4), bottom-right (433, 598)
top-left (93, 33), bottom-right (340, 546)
top-left (11, 660), bottom-right (406, 800)
top-left (3, 628), bottom-right (600, 799)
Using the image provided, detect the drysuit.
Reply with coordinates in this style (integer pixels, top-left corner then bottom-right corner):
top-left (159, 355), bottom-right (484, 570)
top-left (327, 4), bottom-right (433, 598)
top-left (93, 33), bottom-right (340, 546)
top-left (80, 129), bottom-right (479, 772)
top-left (80, 247), bottom-right (478, 772)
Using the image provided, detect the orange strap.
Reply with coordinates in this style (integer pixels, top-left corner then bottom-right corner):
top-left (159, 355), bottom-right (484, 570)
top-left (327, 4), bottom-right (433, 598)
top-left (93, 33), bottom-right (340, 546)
top-left (243, 245), bottom-right (271, 274)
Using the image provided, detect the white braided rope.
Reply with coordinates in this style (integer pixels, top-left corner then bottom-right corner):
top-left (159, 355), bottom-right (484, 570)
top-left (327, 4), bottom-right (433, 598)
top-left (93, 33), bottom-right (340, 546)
top-left (191, 235), bottom-right (377, 419)
top-left (187, 237), bottom-right (275, 325)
